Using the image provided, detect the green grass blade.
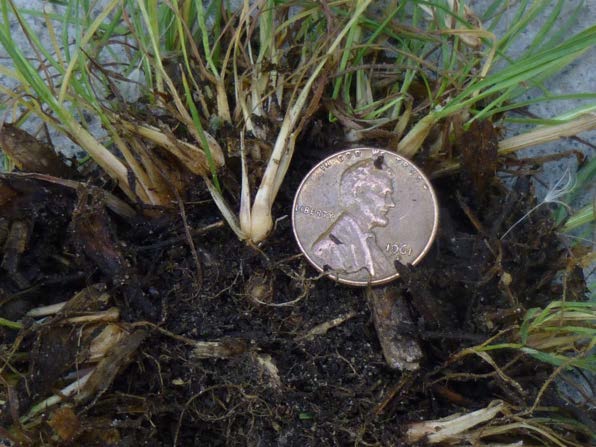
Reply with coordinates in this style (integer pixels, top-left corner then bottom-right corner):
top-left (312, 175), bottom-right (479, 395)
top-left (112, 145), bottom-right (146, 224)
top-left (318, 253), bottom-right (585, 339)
top-left (562, 204), bottom-right (595, 233)
top-left (437, 25), bottom-right (596, 119)
top-left (180, 71), bottom-right (221, 192)
top-left (521, 307), bottom-right (542, 344)
top-left (524, 0), bottom-right (564, 56)
top-left (0, 317), bottom-right (23, 330)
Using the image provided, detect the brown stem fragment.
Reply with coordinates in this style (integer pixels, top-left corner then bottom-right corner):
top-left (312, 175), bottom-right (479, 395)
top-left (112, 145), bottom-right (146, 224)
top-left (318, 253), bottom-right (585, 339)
top-left (367, 287), bottom-right (422, 371)
top-left (193, 338), bottom-right (248, 359)
top-left (0, 123), bottom-right (75, 178)
top-left (295, 311), bottom-right (357, 341)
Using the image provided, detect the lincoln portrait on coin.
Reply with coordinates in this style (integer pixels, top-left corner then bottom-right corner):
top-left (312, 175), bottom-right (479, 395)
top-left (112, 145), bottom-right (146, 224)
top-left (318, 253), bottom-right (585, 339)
top-left (311, 157), bottom-right (396, 279)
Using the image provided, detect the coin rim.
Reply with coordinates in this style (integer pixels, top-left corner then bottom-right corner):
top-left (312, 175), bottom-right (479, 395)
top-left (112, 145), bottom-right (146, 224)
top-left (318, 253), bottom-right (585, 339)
top-left (292, 147), bottom-right (439, 286)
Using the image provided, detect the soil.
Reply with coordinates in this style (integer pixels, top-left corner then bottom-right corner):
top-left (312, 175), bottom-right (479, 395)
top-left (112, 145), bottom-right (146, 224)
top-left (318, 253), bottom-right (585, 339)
top-left (0, 122), bottom-right (591, 446)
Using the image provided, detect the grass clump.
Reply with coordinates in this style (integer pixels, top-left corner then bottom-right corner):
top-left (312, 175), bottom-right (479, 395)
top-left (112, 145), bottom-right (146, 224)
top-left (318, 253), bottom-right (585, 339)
top-left (1, 0), bottom-right (595, 243)
top-left (427, 290), bottom-right (595, 445)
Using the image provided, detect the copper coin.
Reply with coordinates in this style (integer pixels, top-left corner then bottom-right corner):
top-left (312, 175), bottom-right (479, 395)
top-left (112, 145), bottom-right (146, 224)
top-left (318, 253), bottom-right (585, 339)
top-left (292, 147), bottom-right (438, 286)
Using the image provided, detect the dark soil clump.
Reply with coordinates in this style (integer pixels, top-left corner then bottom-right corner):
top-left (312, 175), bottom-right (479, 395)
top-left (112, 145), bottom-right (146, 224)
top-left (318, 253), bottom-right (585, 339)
top-left (0, 129), bottom-right (590, 445)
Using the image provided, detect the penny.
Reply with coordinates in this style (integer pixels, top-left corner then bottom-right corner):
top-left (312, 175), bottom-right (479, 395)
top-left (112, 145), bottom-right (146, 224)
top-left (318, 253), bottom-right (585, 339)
top-left (292, 147), bottom-right (438, 286)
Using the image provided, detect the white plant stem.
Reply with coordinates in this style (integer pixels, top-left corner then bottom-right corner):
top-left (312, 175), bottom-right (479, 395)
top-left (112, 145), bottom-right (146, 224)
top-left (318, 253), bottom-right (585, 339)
top-left (239, 131), bottom-right (252, 236)
top-left (21, 371), bottom-right (93, 423)
top-left (205, 177), bottom-right (246, 240)
top-left (499, 113), bottom-right (596, 155)
top-left (249, 0), bottom-right (373, 243)
top-left (406, 400), bottom-right (505, 444)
